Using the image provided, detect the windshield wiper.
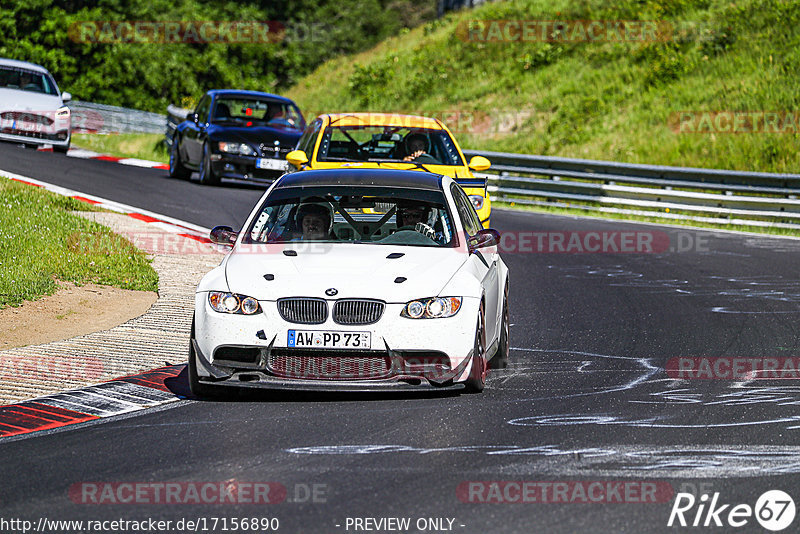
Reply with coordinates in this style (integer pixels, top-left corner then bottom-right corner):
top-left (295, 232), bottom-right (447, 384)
top-left (323, 156), bottom-right (363, 162)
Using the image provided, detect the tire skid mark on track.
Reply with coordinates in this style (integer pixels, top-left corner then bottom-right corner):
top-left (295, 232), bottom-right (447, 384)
top-left (0, 365), bottom-right (186, 439)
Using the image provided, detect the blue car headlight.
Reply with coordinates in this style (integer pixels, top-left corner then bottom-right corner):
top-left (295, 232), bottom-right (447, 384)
top-left (218, 142), bottom-right (256, 156)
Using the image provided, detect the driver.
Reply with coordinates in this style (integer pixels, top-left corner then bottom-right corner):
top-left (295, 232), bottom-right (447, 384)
top-left (396, 201), bottom-right (431, 229)
top-left (402, 132), bottom-right (439, 164)
top-left (296, 203), bottom-right (332, 241)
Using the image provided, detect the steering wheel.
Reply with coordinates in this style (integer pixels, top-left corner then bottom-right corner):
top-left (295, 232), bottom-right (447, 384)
top-left (412, 222), bottom-right (436, 239)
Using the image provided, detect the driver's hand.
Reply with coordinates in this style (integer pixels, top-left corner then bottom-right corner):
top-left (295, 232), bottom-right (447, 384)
top-left (403, 150), bottom-right (424, 162)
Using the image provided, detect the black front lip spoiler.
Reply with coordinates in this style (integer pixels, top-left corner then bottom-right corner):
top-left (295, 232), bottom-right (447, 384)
top-left (192, 339), bottom-right (467, 392)
top-left (203, 374), bottom-right (465, 393)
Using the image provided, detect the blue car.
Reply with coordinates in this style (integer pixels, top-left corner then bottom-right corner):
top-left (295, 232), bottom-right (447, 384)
top-left (169, 89), bottom-right (305, 185)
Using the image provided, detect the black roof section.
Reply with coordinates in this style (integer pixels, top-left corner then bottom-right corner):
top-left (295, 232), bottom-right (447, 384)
top-left (273, 169), bottom-right (444, 191)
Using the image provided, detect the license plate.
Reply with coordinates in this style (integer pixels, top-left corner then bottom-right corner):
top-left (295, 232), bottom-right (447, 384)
top-left (288, 330), bottom-right (371, 349)
top-left (256, 158), bottom-right (288, 171)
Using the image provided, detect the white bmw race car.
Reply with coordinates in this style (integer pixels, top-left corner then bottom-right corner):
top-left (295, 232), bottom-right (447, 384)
top-left (190, 168), bottom-right (509, 395)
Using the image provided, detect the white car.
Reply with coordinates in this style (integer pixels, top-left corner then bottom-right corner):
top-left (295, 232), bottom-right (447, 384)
top-left (190, 168), bottom-right (510, 396)
top-left (0, 58), bottom-right (71, 152)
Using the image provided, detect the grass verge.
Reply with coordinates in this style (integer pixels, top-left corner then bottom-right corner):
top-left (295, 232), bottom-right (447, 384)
top-left (287, 0), bottom-right (800, 174)
top-left (71, 133), bottom-right (168, 164)
top-left (0, 179), bottom-right (159, 308)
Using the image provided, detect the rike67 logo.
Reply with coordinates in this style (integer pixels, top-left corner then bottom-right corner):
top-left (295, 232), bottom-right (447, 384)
top-left (668, 490), bottom-right (796, 531)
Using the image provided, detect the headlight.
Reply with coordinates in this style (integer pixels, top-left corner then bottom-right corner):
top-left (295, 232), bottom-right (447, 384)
top-left (56, 106), bottom-right (70, 118)
top-left (208, 292), bottom-right (262, 315)
top-left (469, 195), bottom-right (485, 211)
top-left (401, 297), bottom-right (462, 319)
top-left (218, 142), bottom-right (256, 156)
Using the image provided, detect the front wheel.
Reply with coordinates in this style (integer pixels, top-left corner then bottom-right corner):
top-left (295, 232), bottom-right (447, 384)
top-left (465, 302), bottom-right (487, 393)
top-left (188, 338), bottom-right (223, 399)
top-left (198, 142), bottom-right (220, 185)
top-left (53, 141), bottom-right (70, 154)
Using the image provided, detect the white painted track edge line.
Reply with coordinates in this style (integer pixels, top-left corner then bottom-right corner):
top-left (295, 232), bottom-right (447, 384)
top-left (0, 167), bottom-right (211, 234)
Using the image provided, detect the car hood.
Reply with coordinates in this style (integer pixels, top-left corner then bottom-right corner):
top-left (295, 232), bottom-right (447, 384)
top-left (207, 125), bottom-right (301, 148)
top-left (224, 243), bottom-right (467, 302)
top-left (0, 89), bottom-right (63, 112)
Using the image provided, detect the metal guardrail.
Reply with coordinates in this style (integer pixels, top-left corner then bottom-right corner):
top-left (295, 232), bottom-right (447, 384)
top-left (162, 103), bottom-right (800, 229)
top-left (164, 105), bottom-right (191, 147)
top-left (464, 149), bottom-right (800, 229)
top-left (71, 101), bottom-right (166, 134)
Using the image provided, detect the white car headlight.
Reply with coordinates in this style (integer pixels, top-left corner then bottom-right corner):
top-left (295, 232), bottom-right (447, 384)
top-left (401, 297), bottom-right (462, 319)
top-left (468, 195), bottom-right (485, 211)
top-left (208, 292), bottom-right (261, 315)
top-left (218, 142), bottom-right (256, 156)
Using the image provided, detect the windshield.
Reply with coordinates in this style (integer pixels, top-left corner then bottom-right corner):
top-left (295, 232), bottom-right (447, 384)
top-left (245, 186), bottom-right (456, 247)
top-left (211, 96), bottom-right (304, 130)
top-left (0, 67), bottom-right (59, 96)
top-left (317, 124), bottom-right (464, 166)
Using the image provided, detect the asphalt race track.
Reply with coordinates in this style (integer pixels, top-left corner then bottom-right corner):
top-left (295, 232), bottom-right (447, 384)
top-left (2, 141), bottom-right (800, 532)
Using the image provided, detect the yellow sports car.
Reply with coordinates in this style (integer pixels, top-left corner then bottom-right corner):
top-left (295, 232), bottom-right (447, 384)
top-left (285, 113), bottom-right (492, 227)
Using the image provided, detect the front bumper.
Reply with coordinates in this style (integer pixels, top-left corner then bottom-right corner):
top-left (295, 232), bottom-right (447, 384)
top-left (0, 128), bottom-right (70, 148)
top-left (193, 293), bottom-right (479, 390)
top-left (209, 152), bottom-right (288, 183)
top-left (192, 340), bottom-right (466, 392)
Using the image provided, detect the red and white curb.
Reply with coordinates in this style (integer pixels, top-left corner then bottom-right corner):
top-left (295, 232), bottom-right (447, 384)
top-left (0, 170), bottom-right (222, 437)
top-left (0, 366), bottom-right (186, 439)
top-left (0, 168), bottom-right (211, 243)
top-left (37, 145), bottom-right (169, 171)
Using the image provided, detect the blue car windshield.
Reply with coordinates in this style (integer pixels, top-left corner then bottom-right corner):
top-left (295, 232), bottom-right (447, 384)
top-left (211, 97), bottom-right (304, 130)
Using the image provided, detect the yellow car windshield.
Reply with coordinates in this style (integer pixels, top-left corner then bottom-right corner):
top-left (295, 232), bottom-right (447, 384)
top-left (317, 125), bottom-right (463, 166)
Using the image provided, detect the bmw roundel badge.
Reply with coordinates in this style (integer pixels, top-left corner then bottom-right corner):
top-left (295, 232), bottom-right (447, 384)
top-left (325, 288), bottom-right (338, 296)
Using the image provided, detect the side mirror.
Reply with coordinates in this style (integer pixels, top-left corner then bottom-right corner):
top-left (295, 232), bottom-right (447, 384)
top-left (61, 92), bottom-right (72, 102)
top-left (468, 155), bottom-right (491, 172)
top-left (286, 149), bottom-right (309, 169)
top-left (468, 229), bottom-right (500, 253)
top-left (187, 112), bottom-right (199, 123)
top-left (210, 225), bottom-right (238, 245)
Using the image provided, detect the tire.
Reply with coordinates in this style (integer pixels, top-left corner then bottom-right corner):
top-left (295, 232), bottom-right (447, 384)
top-left (188, 325), bottom-right (223, 399)
top-left (53, 141), bottom-right (70, 154)
top-left (465, 302), bottom-right (487, 393)
top-left (169, 134), bottom-right (191, 179)
top-left (198, 141), bottom-right (220, 185)
top-left (489, 281), bottom-right (509, 370)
